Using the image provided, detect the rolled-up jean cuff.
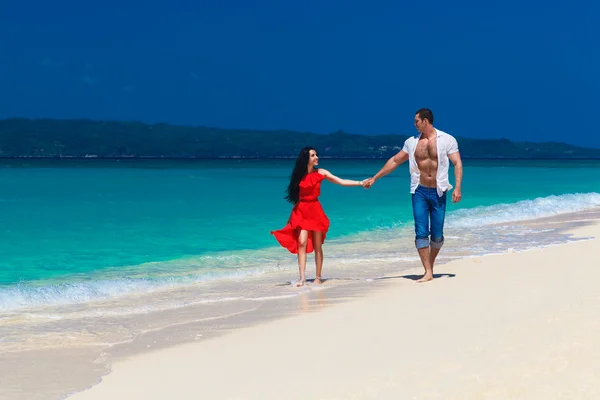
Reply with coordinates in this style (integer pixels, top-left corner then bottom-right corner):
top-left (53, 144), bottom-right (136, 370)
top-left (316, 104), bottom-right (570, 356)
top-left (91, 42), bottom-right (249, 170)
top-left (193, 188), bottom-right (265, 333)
top-left (430, 238), bottom-right (444, 249)
top-left (415, 238), bottom-right (430, 249)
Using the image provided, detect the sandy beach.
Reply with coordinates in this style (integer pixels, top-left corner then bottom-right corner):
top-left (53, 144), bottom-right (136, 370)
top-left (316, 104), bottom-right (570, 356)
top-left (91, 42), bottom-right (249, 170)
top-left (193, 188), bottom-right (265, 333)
top-left (68, 216), bottom-right (600, 400)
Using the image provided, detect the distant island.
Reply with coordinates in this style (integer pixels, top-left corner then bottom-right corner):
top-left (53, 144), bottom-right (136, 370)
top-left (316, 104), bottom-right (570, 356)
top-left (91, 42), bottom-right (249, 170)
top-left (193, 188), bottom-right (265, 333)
top-left (1, 118), bottom-right (599, 159)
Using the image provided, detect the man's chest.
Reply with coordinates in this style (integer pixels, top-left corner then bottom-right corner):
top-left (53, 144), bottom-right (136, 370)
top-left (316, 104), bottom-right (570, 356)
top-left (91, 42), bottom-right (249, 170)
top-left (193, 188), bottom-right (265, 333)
top-left (414, 138), bottom-right (438, 161)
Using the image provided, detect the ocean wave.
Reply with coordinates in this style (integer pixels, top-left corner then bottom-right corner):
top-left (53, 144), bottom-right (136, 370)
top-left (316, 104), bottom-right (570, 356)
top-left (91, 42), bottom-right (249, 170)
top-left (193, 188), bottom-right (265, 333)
top-left (2, 192), bottom-right (598, 313)
top-left (0, 266), bottom-right (285, 312)
top-left (448, 192), bottom-right (600, 227)
top-left (0, 277), bottom-right (179, 312)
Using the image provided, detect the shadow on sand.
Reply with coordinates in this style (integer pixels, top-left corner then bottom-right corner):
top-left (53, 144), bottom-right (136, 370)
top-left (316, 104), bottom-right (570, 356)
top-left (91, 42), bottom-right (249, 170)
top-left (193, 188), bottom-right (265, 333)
top-left (373, 273), bottom-right (456, 281)
top-left (275, 277), bottom-right (363, 287)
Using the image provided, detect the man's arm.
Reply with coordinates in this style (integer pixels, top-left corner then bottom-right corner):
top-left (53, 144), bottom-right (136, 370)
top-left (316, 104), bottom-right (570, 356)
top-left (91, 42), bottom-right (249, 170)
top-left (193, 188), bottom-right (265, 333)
top-left (363, 150), bottom-right (408, 188)
top-left (448, 151), bottom-right (462, 203)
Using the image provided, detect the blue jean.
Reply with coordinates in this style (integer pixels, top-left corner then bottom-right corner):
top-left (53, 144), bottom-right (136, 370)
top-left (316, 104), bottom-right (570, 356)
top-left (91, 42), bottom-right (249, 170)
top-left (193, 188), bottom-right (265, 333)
top-left (412, 185), bottom-right (447, 249)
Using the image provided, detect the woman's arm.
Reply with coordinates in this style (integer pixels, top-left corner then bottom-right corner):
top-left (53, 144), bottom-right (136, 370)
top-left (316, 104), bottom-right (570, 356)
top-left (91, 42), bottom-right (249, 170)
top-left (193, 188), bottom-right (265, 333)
top-left (318, 169), bottom-right (364, 187)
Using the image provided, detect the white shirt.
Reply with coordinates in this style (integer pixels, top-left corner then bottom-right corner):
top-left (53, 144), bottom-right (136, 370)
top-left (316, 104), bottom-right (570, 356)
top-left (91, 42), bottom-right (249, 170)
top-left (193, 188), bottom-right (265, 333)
top-left (401, 128), bottom-right (459, 197)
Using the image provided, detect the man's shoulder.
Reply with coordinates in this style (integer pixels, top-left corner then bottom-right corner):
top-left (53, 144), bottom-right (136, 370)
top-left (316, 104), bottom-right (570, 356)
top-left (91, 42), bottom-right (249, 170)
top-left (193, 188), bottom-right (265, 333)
top-left (435, 128), bottom-right (460, 155)
top-left (435, 128), bottom-right (455, 139)
top-left (404, 134), bottom-right (420, 145)
top-left (435, 128), bottom-right (459, 146)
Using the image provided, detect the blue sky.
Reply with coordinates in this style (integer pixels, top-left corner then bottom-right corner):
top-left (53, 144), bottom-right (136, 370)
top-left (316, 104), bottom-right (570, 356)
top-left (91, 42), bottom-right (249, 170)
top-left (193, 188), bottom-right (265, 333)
top-left (1, 0), bottom-right (598, 147)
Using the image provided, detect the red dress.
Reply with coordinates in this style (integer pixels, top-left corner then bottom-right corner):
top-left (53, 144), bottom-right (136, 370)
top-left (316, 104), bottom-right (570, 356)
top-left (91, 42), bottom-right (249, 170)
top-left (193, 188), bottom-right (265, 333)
top-left (271, 171), bottom-right (330, 254)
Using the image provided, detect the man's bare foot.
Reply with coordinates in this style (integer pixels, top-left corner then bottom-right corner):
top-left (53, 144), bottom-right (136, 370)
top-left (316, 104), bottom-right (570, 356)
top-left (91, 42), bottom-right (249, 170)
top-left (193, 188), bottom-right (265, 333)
top-left (416, 273), bottom-right (433, 283)
top-left (313, 276), bottom-right (322, 285)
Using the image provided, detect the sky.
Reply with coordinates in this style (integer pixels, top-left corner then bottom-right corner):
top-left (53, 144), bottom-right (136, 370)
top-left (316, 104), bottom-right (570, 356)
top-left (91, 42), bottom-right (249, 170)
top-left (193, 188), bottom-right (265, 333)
top-left (1, 0), bottom-right (598, 147)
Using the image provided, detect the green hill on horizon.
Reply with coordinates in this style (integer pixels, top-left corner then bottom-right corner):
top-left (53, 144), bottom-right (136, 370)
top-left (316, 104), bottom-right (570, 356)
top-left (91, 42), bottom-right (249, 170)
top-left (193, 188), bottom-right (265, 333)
top-left (1, 118), bottom-right (598, 159)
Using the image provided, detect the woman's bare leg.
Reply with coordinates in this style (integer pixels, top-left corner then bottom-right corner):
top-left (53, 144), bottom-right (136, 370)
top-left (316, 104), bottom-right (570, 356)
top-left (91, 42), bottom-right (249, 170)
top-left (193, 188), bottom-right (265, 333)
top-left (296, 230), bottom-right (308, 286)
top-left (312, 231), bottom-right (324, 284)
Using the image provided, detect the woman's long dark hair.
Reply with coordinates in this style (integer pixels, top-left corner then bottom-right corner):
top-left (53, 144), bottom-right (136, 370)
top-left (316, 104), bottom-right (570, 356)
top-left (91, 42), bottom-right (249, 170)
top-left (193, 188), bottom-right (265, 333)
top-left (284, 147), bottom-right (315, 204)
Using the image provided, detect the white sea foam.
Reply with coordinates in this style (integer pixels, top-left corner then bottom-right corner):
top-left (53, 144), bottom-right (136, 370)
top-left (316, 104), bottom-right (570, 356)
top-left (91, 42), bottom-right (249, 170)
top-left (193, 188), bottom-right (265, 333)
top-left (448, 193), bottom-right (600, 228)
top-left (1, 193), bottom-right (598, 313)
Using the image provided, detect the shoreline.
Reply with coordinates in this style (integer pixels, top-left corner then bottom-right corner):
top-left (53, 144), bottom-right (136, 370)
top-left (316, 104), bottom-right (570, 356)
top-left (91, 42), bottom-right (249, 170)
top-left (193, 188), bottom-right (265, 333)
top-left (1, 209), bottom-right (598, 399)
top-left (67, 211), bottom-right (600, 399)
top-left (5, 198), bottom-right (591, 314)
top-left (3, 156), bottom-right (600, 160)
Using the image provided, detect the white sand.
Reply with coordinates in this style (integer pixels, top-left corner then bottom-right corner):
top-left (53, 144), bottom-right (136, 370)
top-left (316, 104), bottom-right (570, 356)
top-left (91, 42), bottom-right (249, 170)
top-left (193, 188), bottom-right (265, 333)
top-left (70, 222), bottom-right (600, 399)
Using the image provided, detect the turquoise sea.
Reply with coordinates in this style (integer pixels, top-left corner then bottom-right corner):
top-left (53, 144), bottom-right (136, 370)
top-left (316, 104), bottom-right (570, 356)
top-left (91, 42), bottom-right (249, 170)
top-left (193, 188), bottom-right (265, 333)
top-left (2, 158), bottom-right (600, 313)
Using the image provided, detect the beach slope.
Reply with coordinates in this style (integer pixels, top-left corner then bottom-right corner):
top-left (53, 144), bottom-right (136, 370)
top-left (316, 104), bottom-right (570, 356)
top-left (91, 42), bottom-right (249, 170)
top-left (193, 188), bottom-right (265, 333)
top-left (70, 222), bottom-right (600, 400)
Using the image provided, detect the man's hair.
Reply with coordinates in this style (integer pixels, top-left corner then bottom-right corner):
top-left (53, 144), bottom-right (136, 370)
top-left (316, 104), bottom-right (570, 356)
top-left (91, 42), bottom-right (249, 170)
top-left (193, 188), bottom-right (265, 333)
top-left (415, 108), bottom-right (434, 124)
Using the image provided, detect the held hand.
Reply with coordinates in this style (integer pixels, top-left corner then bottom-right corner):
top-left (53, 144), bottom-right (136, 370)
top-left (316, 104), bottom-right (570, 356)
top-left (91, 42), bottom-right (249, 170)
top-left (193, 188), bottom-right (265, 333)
top-left (362, 177), bottom-right (375, 188)
top-left (452, 188), bottom-right (462, 203)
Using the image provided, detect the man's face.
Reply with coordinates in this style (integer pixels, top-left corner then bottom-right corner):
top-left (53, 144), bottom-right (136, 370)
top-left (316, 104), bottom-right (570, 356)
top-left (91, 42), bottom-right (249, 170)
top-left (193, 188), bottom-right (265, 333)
top-left (414, 115), bottom-right (426, 133)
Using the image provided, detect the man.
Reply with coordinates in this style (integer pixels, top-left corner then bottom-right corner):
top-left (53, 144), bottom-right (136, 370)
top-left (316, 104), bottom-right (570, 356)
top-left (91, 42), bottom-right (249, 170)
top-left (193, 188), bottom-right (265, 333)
top-left (363, 108), bottom-right (463, 282)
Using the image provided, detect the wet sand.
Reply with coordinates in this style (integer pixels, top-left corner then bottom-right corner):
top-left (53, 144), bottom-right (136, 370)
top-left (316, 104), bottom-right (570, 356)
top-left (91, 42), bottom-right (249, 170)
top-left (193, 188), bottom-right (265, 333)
top-left (68, 212), bottom-right (600, 399)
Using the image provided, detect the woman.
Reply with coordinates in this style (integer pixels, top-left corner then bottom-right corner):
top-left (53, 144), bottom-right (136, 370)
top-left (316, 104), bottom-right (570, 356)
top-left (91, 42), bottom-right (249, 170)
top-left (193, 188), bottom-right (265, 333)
top-left (271, 147), bottom-right (365, 287)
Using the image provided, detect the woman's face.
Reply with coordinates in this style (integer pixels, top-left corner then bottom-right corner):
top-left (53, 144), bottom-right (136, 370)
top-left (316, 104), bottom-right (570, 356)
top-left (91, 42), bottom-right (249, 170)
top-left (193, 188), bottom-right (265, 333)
top-left (308, 149), bottom-right (319, 168)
